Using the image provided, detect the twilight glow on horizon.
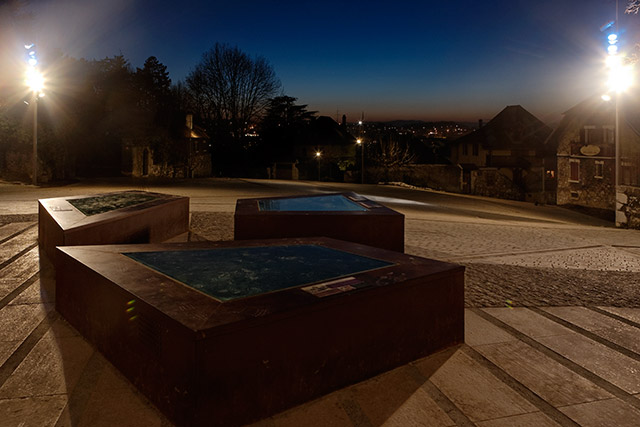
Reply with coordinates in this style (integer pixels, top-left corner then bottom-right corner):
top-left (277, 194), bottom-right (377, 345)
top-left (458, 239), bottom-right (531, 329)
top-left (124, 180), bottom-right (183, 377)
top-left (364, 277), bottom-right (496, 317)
top-left (6, 0), bottom-right (640, 124)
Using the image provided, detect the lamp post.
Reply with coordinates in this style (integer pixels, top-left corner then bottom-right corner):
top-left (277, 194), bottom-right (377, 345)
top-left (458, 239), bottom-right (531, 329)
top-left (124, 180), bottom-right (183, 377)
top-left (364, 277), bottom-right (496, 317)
top-left (315, 150), bottom-right (321, 180)
top-left (603, 6), bottom-right (633, 226)
top-left (25, 44), bottom-right (43, 186)
top-left (356, 138), bottom-right (364, 184)
top-left (358, 118), bottom-right (364, 184)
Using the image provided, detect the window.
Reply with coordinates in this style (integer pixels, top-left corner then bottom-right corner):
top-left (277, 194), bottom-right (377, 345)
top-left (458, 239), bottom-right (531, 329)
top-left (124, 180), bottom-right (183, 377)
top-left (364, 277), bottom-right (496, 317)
top-left (603, 126), bottom-right (614, 144)
top-left (594, 160), bottom-right (604, 179)
top-left (472, 143), bottom-right (479, 156)
top-left (462, 144), bottom-right (468, 156)
top-left (546, 170), bottom-right (555, 179)
top-left (583, 126), bottom-right (596, 144)
top-left (569, 159), bottom-right (580, 182)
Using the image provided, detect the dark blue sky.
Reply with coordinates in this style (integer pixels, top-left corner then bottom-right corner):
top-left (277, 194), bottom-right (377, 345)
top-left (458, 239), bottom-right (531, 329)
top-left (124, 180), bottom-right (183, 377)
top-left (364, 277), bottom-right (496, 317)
top-left (27, 0), bottom-right (640, 123)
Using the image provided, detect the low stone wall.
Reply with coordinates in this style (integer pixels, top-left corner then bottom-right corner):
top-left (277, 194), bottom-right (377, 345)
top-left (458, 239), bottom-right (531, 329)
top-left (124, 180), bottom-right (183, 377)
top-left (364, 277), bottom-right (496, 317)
top-left (366, 165), bottom-right (462, 193)
top-left (471, 169), bottom-right (524, 201)
top-left (616, 185), bottom-right (640, 229)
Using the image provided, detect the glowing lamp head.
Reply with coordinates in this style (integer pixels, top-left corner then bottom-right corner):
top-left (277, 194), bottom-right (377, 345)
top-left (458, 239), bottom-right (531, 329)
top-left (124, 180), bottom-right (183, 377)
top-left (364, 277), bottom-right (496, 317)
top-left (356, 139), bottom-right (362, 144)
top-left (608, 33), bottom-right (618, 43)
top-left (608, 45), bottom-right (619, 55)
top-left (602, 94), bottom-right (612, 101)
top-left (607, 64), bottom-right (633, 93)
top-left (25, 67), bottom-right (44, 93)
top-left (315, 151), bottom-right (321, 158)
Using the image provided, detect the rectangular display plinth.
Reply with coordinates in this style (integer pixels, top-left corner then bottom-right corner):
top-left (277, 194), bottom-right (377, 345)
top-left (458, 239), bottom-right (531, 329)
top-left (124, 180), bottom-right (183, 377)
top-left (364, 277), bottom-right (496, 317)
top-left (56, 238), bottom-right (463, 427)
top-left (38, 190), bottom-right (189, 262)
top-left (234, 192), bottom-right (405, 252)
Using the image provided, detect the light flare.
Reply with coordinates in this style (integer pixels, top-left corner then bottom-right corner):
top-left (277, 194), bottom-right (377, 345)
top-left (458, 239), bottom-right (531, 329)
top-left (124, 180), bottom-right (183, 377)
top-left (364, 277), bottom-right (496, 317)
top-left (607, 62), bottom-right (633, 93)
top-left (25, 67), bottom-right (44, 93)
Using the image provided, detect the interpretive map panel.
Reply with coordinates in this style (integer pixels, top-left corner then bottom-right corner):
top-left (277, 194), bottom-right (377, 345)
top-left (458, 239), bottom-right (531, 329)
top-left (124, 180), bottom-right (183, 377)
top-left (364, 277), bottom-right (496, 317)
top-left (56, 237), bottom-right (463, 426)
top-left (38, 190), bottom-right (189, 261)
top-left (124, 244), bottom-right (392, 301)
top-left (235, 192), bottom-right (405, 252)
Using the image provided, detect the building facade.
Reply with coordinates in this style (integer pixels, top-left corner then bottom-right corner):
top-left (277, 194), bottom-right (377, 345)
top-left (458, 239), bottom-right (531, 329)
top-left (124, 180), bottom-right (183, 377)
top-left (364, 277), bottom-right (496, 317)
top-left (450, 105), bottom-right (554, 202)
top-left (550, 94), bottom-right (640, 225)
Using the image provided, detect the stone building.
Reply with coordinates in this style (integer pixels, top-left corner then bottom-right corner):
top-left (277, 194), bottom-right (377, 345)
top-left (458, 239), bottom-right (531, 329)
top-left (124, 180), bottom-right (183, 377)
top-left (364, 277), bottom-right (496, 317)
top-left (123, 114), bottom-right (211, 178)
top-left (450, 105), bottom-right (554, 202)
top-left (548, 94), bottom-right (640, 225)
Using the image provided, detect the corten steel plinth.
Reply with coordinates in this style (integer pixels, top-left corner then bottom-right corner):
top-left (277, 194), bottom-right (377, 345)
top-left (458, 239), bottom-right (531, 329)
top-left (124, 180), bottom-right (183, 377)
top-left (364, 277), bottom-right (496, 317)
top-left (55, 237), bottom-right (464, 427)
top-left (38, 190), bottom-right (189, 261)
top-left (234, 192), bottom-right (405, 252)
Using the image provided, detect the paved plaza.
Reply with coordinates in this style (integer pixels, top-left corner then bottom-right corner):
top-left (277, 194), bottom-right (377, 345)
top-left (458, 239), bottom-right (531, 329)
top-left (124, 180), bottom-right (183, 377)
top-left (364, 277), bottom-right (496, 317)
top-left (2, 178), bottom-right (640, 426)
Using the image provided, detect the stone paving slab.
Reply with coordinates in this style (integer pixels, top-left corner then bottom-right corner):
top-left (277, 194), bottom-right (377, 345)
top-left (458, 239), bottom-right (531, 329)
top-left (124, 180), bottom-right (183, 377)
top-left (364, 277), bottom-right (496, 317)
top-left (473, 340), bottom-right (612, 407)
top-left (559, 398), bottom-right (640, 427)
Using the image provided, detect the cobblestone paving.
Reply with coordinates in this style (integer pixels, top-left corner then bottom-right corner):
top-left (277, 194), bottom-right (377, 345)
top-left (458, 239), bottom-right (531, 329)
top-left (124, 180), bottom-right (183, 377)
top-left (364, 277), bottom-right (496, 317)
top-left (187, 211), bottom-right (640, 309)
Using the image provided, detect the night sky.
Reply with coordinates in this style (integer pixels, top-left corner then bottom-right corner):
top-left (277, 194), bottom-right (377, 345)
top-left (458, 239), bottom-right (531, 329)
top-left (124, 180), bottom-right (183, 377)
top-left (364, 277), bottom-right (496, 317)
top-left (16, 0), bottom-right (640, 123)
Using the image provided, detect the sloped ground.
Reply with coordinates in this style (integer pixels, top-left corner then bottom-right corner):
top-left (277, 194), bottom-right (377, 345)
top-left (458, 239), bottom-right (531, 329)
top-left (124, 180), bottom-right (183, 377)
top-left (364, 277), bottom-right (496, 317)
top-left (3, 179), bottom-right (640, 426)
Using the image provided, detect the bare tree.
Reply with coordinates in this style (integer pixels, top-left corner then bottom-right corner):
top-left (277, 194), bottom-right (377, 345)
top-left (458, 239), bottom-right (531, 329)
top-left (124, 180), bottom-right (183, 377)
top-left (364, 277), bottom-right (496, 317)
top-left (186, 43), bottom-right (280, 143)
top-left (373, 137), bottom-right (415, 168)
top-left (627, 0), bottom-right (640, 14)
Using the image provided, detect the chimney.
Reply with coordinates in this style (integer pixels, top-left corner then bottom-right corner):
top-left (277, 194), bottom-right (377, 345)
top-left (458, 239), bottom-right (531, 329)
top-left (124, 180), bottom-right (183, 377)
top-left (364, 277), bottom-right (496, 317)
top-left (478, 119), bottom-right (483, 129)
top-left (341, 114), bottom-right (346, 127)
top-left (186, 114), bottom-right (193, 130)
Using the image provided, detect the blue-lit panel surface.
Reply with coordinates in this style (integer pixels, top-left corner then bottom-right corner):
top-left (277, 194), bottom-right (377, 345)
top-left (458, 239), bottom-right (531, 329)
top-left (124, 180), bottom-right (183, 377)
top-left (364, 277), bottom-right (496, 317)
top-left (124, 245), bottom-right (392, 301)
top-left (258, 194), bottom-right (367, 212)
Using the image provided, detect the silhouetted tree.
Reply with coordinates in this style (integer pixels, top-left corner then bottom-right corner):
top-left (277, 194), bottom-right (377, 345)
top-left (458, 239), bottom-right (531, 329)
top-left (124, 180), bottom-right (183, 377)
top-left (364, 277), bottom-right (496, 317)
top-left (186, 43), bottom-right (280, 174)
top-left (258, 96), bottom-right (316, 163)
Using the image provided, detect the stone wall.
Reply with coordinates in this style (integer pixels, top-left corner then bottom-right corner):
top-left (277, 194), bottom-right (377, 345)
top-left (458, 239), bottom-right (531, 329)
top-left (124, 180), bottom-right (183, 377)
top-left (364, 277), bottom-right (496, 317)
top-left (556, 156), bottom-right (614, 210)
top-left (366, 165), bottom-right (462, 193)
top-left (471, 168), bottom-right (524, 201)
top-left (616, 185), bottom-right (640, 229)
top-left (1, 148), bottom-right (31, 182)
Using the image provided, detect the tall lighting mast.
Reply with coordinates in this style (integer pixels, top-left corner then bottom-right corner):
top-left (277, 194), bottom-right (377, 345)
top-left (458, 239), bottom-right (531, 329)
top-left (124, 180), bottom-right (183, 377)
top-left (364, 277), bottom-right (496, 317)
top-left (24, 43), bottom-right (44, 186)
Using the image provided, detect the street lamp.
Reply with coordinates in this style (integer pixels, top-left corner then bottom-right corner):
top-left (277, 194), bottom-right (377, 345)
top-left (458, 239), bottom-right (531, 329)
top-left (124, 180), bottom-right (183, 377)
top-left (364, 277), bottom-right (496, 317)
top-left (315, 150), bottom-right (321, 180)
top-left (356, 138), bottom-right (364, 184)
top-left (25, 44), bottom-right (44, 186)
top-left (603, 23), bottom-right (633, 226)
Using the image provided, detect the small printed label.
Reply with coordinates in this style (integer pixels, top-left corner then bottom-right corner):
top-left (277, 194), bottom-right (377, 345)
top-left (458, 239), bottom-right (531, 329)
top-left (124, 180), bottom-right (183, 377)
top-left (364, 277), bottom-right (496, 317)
top-left (301, 276), bottom-right (368, 298)
top-left (359, 202), bottom-right (381, 209)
